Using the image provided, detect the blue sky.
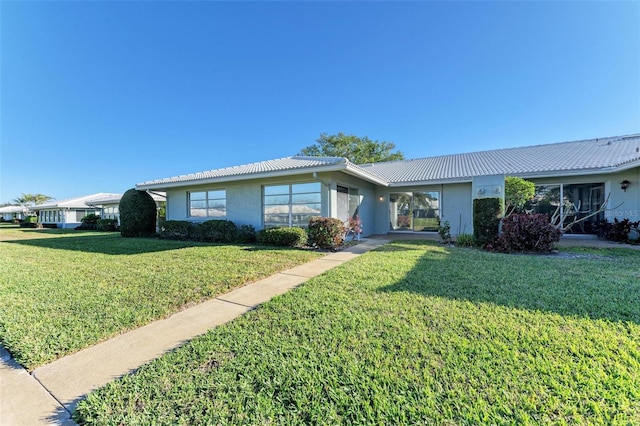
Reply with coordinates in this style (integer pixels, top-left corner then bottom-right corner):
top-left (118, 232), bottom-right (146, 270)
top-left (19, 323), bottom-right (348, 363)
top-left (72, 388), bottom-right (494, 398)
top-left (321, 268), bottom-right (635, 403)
top-left (1, 1), bottom-right (639, 203)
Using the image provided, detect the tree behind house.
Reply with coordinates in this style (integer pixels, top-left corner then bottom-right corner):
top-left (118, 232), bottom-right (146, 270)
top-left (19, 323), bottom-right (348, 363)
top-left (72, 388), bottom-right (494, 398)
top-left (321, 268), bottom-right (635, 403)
top-left (299, 132), bottom-right (404, 164)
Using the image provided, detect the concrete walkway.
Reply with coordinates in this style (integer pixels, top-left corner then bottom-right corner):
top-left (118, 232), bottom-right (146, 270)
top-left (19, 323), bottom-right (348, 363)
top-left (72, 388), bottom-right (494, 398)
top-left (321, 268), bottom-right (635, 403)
top-left (0, 238), bottom-right (388, 426)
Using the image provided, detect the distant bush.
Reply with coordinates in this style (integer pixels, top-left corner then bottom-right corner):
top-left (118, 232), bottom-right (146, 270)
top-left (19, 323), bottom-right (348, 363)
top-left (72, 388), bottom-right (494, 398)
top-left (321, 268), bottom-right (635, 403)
top-left (257, 227), bottom-right (307, 247)
top-left (473, 198), bottom-right (502, 248)
top-left (119, 189), bottom-right (157, 238)
top-left (489, 213), bottom-right (561, 253)
top-left (76, 214), bottom-right (101, 230)
top-left (307, 217), bottom-right (345, 249)
top-left (19, 216), bottom-right (39, 228)
top-left (96, 218), bottom-right (119, 232)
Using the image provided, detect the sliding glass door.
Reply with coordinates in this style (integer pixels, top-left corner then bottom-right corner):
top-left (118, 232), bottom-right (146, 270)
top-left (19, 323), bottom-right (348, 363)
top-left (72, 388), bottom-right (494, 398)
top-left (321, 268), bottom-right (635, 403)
top-left (389, 191), bottom-right (440, 232)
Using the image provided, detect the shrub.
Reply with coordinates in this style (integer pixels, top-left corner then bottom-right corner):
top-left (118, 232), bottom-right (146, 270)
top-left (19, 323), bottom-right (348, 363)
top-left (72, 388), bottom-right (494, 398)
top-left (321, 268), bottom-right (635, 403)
top-left (96, 218), bottom-right (119, 232)
top-left (490, 213), bottom-right (561, 253)
top-left (307, 217), bottom-right (346, 249)
top-left (504, 176), bottom-right (535, 216)
top-left (473, 198), bottom-right (502, 248)
top-left (257, 227), bottom-right (307, 247)
top-left (197, 220), bottom-right (238, 243)
top-left (595, 218), bottom-right (640, 243)
top-left (119, 189), bottom-right (157, 238)
top-left (161, 220), bottom-right (192, 239)
top-left (438, 221), bottom-right (452, 243)
top-left (19, 216), bottom-right (39, 228)
top-left (455, 233), bottom-right (475, 247)
top-left (76, 214), bottom-right (101, 230)
top-left (237, 224), bottom-right (257, 243)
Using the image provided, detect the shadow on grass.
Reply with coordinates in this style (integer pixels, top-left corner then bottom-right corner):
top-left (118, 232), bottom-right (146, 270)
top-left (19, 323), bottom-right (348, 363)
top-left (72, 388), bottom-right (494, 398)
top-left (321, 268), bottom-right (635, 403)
top-left (379, 243), bottom-right (640, 325)
top-left (4, 233), bottom-right (202, 255)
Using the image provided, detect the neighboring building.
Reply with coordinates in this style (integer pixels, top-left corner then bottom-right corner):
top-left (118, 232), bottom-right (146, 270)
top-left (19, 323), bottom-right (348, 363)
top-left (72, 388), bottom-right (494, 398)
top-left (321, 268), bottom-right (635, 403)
top-left (136, 134), bottom-right (640, 237)
top-left (32, 193), bottom-right (123, 228)
top-left (86, 192), bottom-right (166, 225)
top-left (0, 205), bottom-right (29, 221)
top-left (31, 192), bottom-right (167, 228)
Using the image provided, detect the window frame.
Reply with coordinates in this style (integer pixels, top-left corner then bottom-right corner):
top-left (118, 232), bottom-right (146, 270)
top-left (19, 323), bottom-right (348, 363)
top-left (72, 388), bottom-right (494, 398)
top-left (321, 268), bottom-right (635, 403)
top-left (263, 182), bottom-right (322, 228)
top-left (188, 189), bottom-right (227, 219)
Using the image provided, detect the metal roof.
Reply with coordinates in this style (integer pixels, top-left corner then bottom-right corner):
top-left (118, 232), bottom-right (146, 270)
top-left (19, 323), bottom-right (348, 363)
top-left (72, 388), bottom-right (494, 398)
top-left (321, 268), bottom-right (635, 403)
top-left (136, 134), bottom-right (640, 190)
top-left (136, 156), bottom-right (370, 189)
top-left (32, 193), bottom-right (124, 210)
top-left (359, 134), bottom-right (640, 184)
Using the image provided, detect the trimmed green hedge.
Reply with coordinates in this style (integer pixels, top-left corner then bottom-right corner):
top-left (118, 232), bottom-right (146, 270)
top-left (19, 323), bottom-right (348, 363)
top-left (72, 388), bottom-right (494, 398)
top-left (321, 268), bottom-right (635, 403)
top-left (161, 220), bottom-right (257, 244)
top-left (257, 227), bottom-right (307, 247)
top-left (119, 189), bottom-right (157, 238)
top-left (473, 198), bottom-right (502, 248)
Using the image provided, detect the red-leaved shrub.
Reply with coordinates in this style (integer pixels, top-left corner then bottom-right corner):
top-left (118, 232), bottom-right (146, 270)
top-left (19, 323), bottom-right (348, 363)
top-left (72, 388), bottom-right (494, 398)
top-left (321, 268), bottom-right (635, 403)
top-left (489, 213), bottom-right (561, 253)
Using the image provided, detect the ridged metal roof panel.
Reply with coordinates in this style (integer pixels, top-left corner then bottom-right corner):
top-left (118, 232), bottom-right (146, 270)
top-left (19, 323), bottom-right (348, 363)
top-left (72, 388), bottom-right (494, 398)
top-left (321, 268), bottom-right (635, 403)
top-left (137, 156), bottom-right (347, 186)
top-left (359, 134), bottom-right (640, 183)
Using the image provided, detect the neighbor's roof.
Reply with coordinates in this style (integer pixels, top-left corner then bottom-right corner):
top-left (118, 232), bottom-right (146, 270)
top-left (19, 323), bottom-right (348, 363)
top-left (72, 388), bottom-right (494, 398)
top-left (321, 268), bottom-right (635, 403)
top-left (0, 205), bottom-right (28, 214)
top-left (136, 156), bottom-right (387, 189)
top-left (32, 193), bottom-right (124, 210)
top-left (85, 192), bottom-right (166, 206)
top-left (136, 134), bottom-right (640, 190)
top-left (359, 134), bottom-right (640, 185)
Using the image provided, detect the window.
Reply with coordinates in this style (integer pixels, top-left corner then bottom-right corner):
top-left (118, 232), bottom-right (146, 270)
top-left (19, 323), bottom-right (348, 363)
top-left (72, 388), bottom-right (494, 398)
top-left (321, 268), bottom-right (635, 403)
top-left (264, 183), bottom-right (321, 227)
top-left (525, 183), bottom-right (604, 234)
top-left (189, 190), bottom-right (226, 218)
top-left (103, 206), bottom-right (119, 220)
top-left (389, 191), bottom-right (440, 232)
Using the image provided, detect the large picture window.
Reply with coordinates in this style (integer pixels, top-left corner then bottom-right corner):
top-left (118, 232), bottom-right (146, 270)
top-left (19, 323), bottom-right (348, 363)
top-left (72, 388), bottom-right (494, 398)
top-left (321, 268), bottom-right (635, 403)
top-left (525, 183), bottom-right (603, 234)
top-left (264, 182), bottom-right (321, 227)
top-left (189, 190), bottom-right (226, 218)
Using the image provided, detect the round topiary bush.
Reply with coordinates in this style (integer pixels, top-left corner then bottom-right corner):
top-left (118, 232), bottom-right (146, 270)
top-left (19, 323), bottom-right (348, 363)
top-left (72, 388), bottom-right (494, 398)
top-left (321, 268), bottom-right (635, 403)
top-left (119, 188), bottom-right (157, 238)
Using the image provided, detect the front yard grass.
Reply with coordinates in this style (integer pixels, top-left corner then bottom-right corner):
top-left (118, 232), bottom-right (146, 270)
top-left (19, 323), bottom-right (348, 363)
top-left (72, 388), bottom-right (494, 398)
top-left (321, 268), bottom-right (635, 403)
top-left (75, 241), bottom-right (640, 424)
top-left (0, 227), bottom-right (322, 369)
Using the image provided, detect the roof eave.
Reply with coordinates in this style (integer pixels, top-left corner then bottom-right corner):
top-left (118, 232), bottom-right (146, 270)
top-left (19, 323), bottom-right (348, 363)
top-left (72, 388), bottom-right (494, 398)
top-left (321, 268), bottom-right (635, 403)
top-left (136, 163), bottom-right (354, 191)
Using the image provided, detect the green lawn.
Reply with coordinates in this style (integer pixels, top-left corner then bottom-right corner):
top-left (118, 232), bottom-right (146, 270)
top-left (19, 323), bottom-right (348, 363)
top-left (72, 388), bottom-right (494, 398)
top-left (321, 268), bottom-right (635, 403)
top-left (75, 241), bottom-right (640, 425)
top-left (0, 226), bottom-right (322, 369)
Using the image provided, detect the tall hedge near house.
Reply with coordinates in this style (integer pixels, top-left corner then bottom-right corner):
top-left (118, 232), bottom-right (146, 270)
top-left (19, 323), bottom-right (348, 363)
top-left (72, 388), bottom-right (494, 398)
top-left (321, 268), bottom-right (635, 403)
top-left (473, 198), bottom-right (502, 248)
top-left (119, 189), bottom-right (157, 238)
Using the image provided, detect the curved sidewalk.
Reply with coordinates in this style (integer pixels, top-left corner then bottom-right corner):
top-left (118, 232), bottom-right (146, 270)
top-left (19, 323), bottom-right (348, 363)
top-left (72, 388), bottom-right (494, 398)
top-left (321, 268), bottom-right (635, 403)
top-left (0, 238), bottom-right (388, 426)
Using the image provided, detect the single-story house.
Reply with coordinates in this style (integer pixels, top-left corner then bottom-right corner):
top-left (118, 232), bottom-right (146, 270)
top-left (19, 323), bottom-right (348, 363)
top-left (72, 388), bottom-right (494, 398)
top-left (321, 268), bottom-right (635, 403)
top-left (136, 134), bottom-right (640, 237)
top-left (86, 192), bottom-right (166, 225)
top-left (32, 192), bottom-right (166, 228)
top-left (32, 193), bottom-right (124, 228)
top-left (0, 205), bottom-right (30, 221)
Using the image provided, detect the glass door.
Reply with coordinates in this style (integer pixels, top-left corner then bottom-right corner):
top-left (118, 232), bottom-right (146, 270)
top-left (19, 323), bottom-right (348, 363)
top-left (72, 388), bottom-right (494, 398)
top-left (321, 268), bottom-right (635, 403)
top-left (413, 192), bottom-right (440, 232)
top-left (389, 191), bottom-right (440, 232)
